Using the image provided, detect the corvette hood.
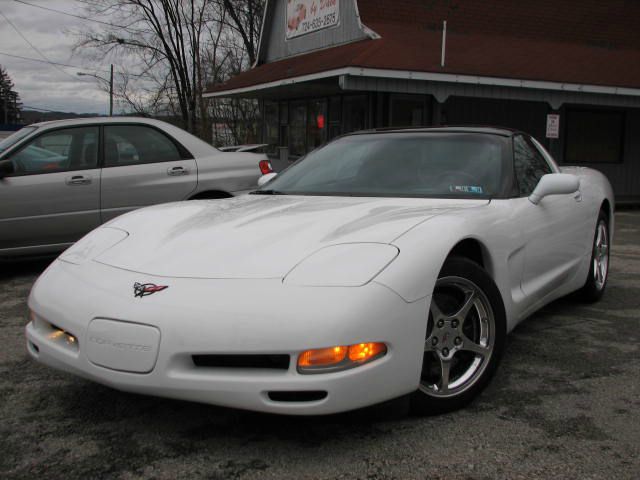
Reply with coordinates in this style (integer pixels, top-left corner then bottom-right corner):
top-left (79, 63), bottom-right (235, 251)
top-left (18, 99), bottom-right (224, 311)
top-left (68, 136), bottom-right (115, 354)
top-left (95, 195), bottom-right (488, 278)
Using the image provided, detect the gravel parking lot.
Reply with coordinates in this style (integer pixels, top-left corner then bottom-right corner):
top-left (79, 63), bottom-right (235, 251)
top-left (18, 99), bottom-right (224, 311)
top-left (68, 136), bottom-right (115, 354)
top-left (1, 212), bottom-right (639, 480)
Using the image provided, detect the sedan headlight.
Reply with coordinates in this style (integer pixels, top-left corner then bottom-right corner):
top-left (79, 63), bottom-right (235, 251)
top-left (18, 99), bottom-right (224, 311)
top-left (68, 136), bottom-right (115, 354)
top-left (59, 227), bottom-right (129, 265)
top-left (283, 243), bottom-right (399, 287)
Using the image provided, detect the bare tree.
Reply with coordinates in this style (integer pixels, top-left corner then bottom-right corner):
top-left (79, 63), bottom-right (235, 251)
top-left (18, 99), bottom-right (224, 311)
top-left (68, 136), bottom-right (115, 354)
top-left (205, 0), bottom-right (264, 145)
top-left (74, 0), bottom-right (264, 143)
top-left (217, 0), bottom-right (263, 66)
top-left (75, 0), bottom-right (211, 137)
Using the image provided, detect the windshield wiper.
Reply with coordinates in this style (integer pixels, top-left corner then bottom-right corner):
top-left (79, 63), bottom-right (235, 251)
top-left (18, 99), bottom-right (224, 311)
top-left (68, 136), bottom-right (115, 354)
top-left (250, 189), bottom-right (289, 195)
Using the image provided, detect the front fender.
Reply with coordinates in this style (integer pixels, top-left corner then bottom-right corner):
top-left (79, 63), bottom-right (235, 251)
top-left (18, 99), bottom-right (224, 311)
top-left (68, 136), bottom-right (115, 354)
top-left (374, 202), bottom-right (522, 330)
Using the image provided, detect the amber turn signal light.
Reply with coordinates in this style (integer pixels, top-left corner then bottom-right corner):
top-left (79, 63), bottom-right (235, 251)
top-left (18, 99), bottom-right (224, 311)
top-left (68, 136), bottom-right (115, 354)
top-left (297, 342), bottom-right (387, 373)
top-left (298, 346), bottom-right (347, 368)
top-left (348, 342), bottom-right (387, 362)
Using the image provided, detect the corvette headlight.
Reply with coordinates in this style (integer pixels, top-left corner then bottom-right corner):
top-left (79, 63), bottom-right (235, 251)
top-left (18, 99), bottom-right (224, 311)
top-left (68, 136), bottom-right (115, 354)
top-left (59, 227), bottom-right (129, 265)
top-left (283, 243), bottom-right (399, 287)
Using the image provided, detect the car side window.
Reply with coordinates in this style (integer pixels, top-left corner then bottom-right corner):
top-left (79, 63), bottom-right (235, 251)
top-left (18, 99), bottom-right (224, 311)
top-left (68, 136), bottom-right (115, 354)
top-left (8, 127), bottom-right (98, 176)
top-left (104, 125), bottom-right (182, 167)
top-left (513, 135), bottom-right (552, 196)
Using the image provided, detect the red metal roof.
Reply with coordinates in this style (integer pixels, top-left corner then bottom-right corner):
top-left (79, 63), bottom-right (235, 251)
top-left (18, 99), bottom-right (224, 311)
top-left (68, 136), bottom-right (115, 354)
top-left (206, 0), bottom-right (640, 94)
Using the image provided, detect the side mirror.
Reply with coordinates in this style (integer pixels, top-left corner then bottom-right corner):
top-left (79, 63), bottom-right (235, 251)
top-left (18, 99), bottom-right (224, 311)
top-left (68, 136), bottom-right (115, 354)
top-left (0, 159), bottom-right (15, 179)
top-left (257, 172), bottom-right (277, 187)
top-left (529, 173), bottom-right (579, 205)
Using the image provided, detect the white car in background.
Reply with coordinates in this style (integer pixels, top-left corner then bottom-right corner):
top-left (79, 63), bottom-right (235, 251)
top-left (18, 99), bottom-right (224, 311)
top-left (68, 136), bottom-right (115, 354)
top-left (0, 117), bottom-right (271, 259)
top-left (25, 127), bottom-right (614, 416)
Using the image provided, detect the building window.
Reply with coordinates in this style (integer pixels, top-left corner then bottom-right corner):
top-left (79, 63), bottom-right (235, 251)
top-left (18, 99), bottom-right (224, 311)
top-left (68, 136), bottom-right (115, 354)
top-left (263, 101), bottom-right (279, 155)
top-left (390, 94), bottom-right (426, 127)
top-left (565, 109), bottom-right (624, 164)
top-left (328, 96), bottom-right (342, 140)
top-left (307, 99), bottom-right (327, 151)
top-left (342, 95), bottom-right (368, 133)
top-left (289, 101), bottom-right (307, 156)
top-left (279, 101), bottom-right (288, 150)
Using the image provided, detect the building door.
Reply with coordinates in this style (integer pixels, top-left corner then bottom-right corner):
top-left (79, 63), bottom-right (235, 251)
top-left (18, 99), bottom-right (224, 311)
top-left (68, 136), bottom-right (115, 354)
top-left (390, 94), bottom-right (427, 127)
top-left (342, 95), bottom-right (368, 134)
top-left (0, 126), bottom-right (100, 251)
top-left (307, 99), bottom-right (327, 151)
top-left (511, 134), bottom-right (590, 304)
top-left (100, 124), bottom-right (197, 223)
top-left (288, 101), bottom-right (307, 157)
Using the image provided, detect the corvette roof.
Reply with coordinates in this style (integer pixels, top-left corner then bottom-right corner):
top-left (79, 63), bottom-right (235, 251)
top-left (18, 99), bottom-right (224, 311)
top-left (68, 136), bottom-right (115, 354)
top-left (348, 126), bottom-right (518, 137)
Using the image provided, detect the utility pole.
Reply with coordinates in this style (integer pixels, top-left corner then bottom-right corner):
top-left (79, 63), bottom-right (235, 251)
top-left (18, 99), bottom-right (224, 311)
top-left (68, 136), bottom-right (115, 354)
top-left (109, 64), bottom-right (113, 117)
top-left (77, 64), bottom-right (114, 116)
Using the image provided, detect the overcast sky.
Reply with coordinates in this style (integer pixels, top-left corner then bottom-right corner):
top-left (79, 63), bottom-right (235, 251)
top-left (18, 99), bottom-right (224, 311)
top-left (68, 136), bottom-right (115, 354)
top-left (0, 0), bottom-right (140, 115)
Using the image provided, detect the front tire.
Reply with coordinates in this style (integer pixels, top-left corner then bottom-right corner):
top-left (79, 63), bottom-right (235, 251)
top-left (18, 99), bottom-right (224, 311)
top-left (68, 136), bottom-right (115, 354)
top-left (579, 211), bottom-right (610, 303)
top-left (410, 257), bottom-right (506, 415)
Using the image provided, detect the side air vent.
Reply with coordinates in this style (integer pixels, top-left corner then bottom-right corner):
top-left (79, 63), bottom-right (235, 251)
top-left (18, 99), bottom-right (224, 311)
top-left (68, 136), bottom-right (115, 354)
top-left (192, 354), bottom-right (290, 370)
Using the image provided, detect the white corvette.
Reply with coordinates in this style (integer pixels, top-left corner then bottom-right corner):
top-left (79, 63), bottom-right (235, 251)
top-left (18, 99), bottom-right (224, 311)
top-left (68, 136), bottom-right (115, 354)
top-left (26, 127), bottom-right (614, 415)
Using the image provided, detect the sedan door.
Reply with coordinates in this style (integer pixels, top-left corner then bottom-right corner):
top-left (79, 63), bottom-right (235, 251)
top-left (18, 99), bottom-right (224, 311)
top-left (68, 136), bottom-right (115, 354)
top-left (510, 135), bottom-right (590, 304)
top-left (100, 124), bottom-right (197, 223)
top-left (0, 126), bottom-right (100, 254)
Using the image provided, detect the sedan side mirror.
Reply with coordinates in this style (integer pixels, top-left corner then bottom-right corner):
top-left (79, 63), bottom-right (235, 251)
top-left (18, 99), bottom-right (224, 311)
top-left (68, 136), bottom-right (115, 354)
top-left (529, 173), bottom-right (579, 205)
top-left (257, 172), bottom-right (277, 187)
top-left (0, 159), bottom-right (15, 179)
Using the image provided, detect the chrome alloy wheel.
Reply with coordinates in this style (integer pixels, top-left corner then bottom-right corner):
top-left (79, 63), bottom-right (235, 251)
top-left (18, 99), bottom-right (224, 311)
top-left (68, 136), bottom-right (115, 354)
top-left (419, 276), bottom-right (496, 398)
top-left (593, 221), bottom-right (609, 290)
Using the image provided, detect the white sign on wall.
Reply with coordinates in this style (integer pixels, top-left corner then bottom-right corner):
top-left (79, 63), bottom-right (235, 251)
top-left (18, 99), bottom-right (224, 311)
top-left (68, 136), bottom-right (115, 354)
top-left (286, 0), bottom-right (340, 40)
top-left (546, 114), bottom-right (560, 139)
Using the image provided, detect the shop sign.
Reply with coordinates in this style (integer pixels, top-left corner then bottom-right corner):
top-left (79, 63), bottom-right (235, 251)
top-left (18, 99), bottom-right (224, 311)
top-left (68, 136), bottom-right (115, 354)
top-left (286, 0), bottom-right (340, 39)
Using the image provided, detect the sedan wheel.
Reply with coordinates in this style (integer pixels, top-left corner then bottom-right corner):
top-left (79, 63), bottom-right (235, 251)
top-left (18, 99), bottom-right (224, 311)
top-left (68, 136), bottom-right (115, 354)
top-left (411, 257), bottom-right (505, 415)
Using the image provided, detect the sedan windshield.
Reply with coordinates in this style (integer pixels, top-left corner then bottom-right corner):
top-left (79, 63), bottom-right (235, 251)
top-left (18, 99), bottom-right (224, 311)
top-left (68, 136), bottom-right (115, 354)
top-left (257, 132), bottom-right (510, 198)
top-left (0, 126), bottom-right (37, 154)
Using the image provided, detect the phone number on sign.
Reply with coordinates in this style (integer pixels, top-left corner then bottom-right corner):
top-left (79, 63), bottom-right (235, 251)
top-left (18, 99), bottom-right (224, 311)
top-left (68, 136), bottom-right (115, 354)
top-left (300, 12), bottom-right (337, 33)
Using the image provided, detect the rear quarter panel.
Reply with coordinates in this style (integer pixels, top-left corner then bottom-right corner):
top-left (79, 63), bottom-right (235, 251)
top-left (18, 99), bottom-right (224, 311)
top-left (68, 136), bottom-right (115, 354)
top-left (194, 152), bottom-right (262, 195)
top-left (561, 166), bottom-right (615, 242)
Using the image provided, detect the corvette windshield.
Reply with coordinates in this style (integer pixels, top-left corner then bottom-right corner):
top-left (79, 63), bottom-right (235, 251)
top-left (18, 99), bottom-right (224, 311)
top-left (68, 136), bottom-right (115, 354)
top-left (257, 132), bottom-right (509, 198)
top-left (0, 126), bottom-right (37, 154)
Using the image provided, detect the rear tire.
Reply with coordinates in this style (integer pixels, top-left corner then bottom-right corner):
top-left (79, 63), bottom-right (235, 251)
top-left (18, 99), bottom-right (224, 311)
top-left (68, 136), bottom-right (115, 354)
top-left (410, 256), bottom-right (506, 415)
top-left (578, 211), bottom-right (610, 303)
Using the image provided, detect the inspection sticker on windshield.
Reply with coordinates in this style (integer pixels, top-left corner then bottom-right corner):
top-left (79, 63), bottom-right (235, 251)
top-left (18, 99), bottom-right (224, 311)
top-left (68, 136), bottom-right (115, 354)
top-left (450, 185), bottom-right (484, 194)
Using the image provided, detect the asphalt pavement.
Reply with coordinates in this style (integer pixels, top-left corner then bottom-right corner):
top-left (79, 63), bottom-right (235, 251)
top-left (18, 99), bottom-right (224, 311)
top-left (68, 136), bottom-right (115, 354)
top-left (1, 212), bottom-right (639, 480)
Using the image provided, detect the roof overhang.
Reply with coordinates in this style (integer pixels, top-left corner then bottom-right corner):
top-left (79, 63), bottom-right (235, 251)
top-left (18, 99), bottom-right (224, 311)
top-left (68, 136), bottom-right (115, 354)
top-left (204, 66), bottom-right (640, 100)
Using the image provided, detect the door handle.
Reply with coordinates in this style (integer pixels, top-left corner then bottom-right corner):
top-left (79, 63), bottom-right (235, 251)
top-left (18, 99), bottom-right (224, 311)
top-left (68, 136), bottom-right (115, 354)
top-left (167, 166), bottom-right (188, 176)
top-left (65, 175), bottom-right (92, 186)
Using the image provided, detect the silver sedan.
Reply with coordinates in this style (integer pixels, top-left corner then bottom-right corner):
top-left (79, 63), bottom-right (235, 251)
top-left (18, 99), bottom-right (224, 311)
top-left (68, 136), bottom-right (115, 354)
top-left (0, 117), bottom-right (271, 259)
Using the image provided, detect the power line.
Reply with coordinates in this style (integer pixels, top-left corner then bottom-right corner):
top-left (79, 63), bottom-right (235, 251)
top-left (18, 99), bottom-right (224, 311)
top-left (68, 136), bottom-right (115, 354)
top-left (12, 0), bottom-right (147, 34)
top-left (0, 7), bottom-right (79, 81)
top-left (0, 51), bottom-right (156, 80)
top-left (0, 51), bottom-right (106, 75)
top-left (22, 104), bottom-right (94, 114)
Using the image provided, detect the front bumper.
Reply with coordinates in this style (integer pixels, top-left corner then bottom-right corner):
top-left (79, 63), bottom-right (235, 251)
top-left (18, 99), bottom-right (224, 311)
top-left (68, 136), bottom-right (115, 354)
top-left (26, 260), bottom-right (429, 415)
